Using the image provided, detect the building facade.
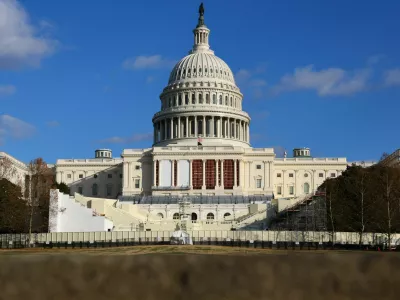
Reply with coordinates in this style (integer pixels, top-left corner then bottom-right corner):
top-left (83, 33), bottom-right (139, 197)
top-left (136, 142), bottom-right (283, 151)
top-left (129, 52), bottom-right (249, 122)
top-left (54, 7), bottom-right (349, 201)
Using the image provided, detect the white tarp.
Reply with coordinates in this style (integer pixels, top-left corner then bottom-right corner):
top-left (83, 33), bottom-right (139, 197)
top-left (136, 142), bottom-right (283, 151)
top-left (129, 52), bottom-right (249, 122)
top-left (170, 230), bottom-right (193, 245)
top-left (178, 160), bottom-right (189, 187)
top-left (160, 160), bottom-right (172, 187)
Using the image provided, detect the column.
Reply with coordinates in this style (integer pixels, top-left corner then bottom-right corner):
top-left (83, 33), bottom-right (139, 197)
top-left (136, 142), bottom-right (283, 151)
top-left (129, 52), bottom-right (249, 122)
top-left (211, 116), bottom-right (215, 137)
top-left (127, 162), bottom-right (132, 188)
top-left (248, 162), bottom-right (252, 188)
top-left (247, 123), bottom-right (250, 143)
top-left (215, 159), bottom-right (219, 187)
top-left (218, 118), bottom-right (221, 138)
top-left (178, 117), bottom-right (181, 138)
top-left (282, 170), bottom-right (286, 196)
top-left (221, 160), bottom-right (224, 188)
top-left (153, 160), bottom-right (157, 186)
top-left (268, 161), bottom-right (272, 187)
top-left (195, 116), bottom-right (198, 136)
top-left (170, 118), bottom-right (173, 139)
top-left (171, 160), bottom-right (174, 187)
top-left (234, 159), bottom-right (237, 187)
top-left (227, 119), bottom-right (230, 138)
top-left (164, 119), bottom-right (167, 140)
top-left (189, 160), bottom-right (193, 187)
top-left (263, 161), bottom-right (267, 190)
top-left (203, 115), bottom-right (206, 136)
top-left (202, 159), bottom-right (206, 189)
top-left (186, 116), bottom-right (189, 137)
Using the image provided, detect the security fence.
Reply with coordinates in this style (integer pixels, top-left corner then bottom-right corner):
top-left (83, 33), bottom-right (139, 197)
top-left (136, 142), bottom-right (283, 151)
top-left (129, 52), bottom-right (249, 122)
top-left (1, 230), bottom-right (399, 250)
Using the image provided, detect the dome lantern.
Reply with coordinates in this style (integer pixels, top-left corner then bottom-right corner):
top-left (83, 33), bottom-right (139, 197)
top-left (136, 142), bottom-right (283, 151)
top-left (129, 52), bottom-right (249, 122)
top-left (190, 3), bottom-right (214, 55)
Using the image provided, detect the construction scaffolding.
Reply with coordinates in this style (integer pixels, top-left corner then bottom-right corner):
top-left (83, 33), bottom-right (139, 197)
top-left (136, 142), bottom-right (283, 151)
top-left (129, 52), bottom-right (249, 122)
top-left (269, 192), bottom-right (327, 231)
top-left (178, 197), bottom-right (192, 232)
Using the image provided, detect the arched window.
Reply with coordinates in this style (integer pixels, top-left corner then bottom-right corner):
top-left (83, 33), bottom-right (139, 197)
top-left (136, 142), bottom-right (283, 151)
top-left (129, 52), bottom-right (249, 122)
top-left (212, 94), bottom-right (216, 104)
top-left (225, 96), bottom-right (228, 105)
top-left (192, 93), bottom-right (196, 104)
top-left (191, 213), bottom-right (198, 221)
top-left (230, 97), bottom-right (233, 106)
top-left (304, 183), bottom-right (310, 194)
top-left (173, 213), bottom-right (180, 220)
top-left (199, 93), bottom-right (203, 104)
top-left (178, 95), bottom-right (182, 106)
top-left (224, 213), bottom-right (231, 218)
top-left (206, 94), bottom-right (210, 104)
top-left (219, 95), bottom-right (222, 105)
top-left (185, 94), bottom-right (189, 105)
top-left (157, 213), bottom-right (164, 219)
top-left (92, 184), bottom-right (98, 196)
top-left (207, 213), bottom-right (214, 220)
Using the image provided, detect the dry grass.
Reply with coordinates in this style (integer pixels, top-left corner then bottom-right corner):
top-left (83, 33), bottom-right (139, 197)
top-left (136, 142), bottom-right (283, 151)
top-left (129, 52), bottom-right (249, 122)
top-left (0, 246), bottom-right (399, 299)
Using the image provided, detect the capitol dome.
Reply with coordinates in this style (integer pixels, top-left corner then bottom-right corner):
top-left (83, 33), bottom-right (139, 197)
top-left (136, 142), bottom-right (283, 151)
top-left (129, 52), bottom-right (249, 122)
top-left (168, 52), bottom-right (236, 85)
top-left (152, 4), bottom-right (251, 148)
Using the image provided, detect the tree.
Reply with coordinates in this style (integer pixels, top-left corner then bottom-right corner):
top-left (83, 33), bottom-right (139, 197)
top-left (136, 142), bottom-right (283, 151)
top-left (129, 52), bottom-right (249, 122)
top-left (52, 181), bottom-right (70, 195)
top-left (379, 152), bottom-right (389, 162)
top-left (0, 178), bottom-right (28, 233)
top-left (26, 158), bottom-right (54, 237)
top-left (0, 155), bottom-right (21, 186)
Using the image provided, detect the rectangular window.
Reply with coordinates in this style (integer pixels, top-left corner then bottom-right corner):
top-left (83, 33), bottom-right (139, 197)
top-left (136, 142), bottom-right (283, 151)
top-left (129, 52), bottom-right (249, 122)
top-left (256, 179), bottom-right (262, 188)
top-left (106, 185), bottom-right (112, 197)
top-left (79, 174), bottom-right (83, 179)
top-left (289, 186), bottom-right (294, 195)
top-left (135, 165), bottom-right (140, 170)
top-left (67, 174), bottom-right (71, 179)
top-left (277, 186), bottom-right (282, 195)
top-left (256, 165), bottom-right (261, 169)
top-left (277, 173), bottom-right (281, 178)
top-left (319, 173), bottom-right (324, 178)
top-left (135, 179), bottom-right (140, 189)
top-left (331, 173), bottom-right (336, 178)
top-left (289, 173), bottom-right (293, 177)
top-left (108, 174), bottom-right (112, 179)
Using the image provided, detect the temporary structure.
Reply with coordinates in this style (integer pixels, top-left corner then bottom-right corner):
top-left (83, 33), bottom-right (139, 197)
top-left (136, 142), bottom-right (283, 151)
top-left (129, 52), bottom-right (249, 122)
top-left (170, 230), bottom-right (193, 245)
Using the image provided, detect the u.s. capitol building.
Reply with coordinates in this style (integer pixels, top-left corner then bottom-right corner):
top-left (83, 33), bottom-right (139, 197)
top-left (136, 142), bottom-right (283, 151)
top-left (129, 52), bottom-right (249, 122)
top-left (56, 7), bottom-right (348, 203)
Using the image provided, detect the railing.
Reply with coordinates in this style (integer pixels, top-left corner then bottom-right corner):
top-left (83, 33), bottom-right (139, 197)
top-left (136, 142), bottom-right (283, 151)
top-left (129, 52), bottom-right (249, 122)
top-left (152, 186), bottom-right (191, 191)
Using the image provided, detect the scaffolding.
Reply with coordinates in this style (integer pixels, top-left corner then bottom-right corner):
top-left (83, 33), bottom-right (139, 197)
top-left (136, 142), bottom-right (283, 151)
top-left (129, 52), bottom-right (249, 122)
top-left (178, 197), bottom-right (192, 232)
top-left (269, 192), bottom-right (327, 232)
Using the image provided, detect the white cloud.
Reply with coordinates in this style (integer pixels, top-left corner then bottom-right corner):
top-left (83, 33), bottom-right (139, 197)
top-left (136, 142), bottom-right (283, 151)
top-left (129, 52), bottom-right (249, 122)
top-left (384, 68), bottom-right (400, 86)
top-left (146, 76), bottom-right (155, 83)
top-left (235, 66), bottom-right (268, 99)
top-left (122, 55), bottom-right (175, 70)
top-left (98, 133), bottom-right (153, 144)
top-left (0, 84), bottom-right (16, 96)
top-left (0, 0), bottom-right (57, 69)
top-left (0, 114), bottom-right (35, 144)
top-left (273, 65), bottom-right (371, 96)
top-left (46, 120), bottom-right (59, 127)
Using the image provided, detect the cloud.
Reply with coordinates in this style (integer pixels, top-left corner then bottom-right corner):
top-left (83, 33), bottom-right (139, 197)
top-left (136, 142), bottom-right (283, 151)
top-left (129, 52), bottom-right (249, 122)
top-left (46, 120), bottom-right (59, 127)
top-left (0, 114), bottom-right (35, 144)
top-left (0, 85), bottom-right (16, 96)
top-left (273, 65), bottom-right (371, 96)
top-left (0, 0), bottom-right (58, 69)
top-left (367, 54), bottom-right (385, 65)
top-left (146, 76), bottom-right (155, 83)
top-left (384, 68), bottom-right (400, 86)
top-left (122, 55), bottom-right (175, 70)
top-left (98, 133), bottom-right (153, 144)
top-left (235, 66), bottom-right (268, 99)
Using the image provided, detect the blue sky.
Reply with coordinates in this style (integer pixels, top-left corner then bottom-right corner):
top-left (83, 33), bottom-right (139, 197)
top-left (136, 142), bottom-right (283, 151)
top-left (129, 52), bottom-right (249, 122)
top-left (1, 0), bottom-right (400, 164)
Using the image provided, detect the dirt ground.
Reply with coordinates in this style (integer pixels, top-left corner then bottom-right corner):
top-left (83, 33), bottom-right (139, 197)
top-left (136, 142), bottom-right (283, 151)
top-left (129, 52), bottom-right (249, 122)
top-left (1, 246), bottom-right (399, 300)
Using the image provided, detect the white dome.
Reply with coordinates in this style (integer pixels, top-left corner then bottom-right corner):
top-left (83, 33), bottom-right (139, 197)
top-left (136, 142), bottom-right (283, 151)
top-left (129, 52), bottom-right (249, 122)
top-left (168, 52), bottom-right (236, 85)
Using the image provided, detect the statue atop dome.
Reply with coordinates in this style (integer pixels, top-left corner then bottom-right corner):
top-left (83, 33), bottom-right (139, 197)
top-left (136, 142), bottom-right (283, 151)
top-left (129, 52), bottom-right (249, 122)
top-left (197, 3), bottom-right (205, 27)
top-left (199, 3), bottom-right (204, 16)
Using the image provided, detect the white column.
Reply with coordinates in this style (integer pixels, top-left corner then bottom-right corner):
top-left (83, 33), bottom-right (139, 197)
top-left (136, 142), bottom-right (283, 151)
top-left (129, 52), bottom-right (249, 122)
top-left (171, 160), bottom-right (174, 187)
top-left (215, 160), bottom-right (219, 187)
top-left (248, 162), bottom-right (252, 188)
top-left (170, 118), bottom-right (173, 139)
top-left (189, 160), bottom-right (193, 187)
top-left (211, 116), bottom-right (214, 137)
top-left (128, 162), bottom-right (132, 188)
top-left (221, 160), bottom-right (224, 188)
top-left (247, 123), bottom-right (250, 143)
top-left (203, 115), bottom-right (206, 136)
top-left (186, 116), bottom-right (189, 137)
top-left (202, 159), bottom-right (206, 189)
top-left (195, 116), bottom-right (198, 136)
top-left (234, 159), bottom-right (237, 187)
top-left (178, 117), bottom-right (181, 138)
top-left (268, 162), bottom-right (272, 187)
top-left (263, 161), bottom-right (267, 190)
top-left (153, 160), bottom-right (157, 186)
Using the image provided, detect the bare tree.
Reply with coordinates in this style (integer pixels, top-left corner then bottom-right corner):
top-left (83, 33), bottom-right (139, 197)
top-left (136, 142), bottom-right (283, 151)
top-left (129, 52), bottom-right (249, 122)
top-left (0, 155), bottom-right (18, 182)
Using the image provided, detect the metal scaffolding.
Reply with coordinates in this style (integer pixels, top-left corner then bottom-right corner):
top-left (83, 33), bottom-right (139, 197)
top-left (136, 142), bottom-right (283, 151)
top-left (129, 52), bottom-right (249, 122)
top-left (269, 192), bottom-right (327, 231)
top-left (178, 197), bottom-right (192, 232)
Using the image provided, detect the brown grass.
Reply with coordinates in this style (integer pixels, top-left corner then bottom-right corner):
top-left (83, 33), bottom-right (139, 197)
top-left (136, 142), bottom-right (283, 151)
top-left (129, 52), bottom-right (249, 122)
top-left (0, 246), bottom-right (399, 299)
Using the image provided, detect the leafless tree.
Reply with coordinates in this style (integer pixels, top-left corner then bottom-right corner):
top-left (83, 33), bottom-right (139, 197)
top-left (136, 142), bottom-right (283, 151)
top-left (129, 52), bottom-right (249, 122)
top-left (0, 155), bottom-right (18, 183)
